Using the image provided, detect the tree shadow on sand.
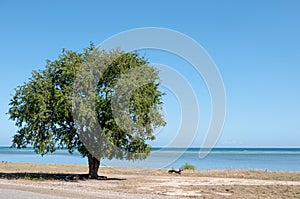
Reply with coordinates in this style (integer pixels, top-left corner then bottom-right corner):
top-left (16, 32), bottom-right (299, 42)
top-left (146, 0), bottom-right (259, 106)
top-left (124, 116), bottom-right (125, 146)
top-left (0, 172), bottom-right (126, 182)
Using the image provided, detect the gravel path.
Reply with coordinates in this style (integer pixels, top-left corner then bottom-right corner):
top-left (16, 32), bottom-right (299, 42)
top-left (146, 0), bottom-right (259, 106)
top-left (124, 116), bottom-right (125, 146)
top-left (0, 189), bottom-right (70, 199)
top-left (0, 179), bottom-right (178, 199)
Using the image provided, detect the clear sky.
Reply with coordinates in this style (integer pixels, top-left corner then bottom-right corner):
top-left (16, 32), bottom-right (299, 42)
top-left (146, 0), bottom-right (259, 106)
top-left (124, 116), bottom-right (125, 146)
top-left (1, 0), bottom-right (300, 148)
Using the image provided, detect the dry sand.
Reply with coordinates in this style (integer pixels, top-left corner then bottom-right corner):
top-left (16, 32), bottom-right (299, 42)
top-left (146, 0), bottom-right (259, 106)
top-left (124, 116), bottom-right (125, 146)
top-left (1, 162), bottom-right (300, 198)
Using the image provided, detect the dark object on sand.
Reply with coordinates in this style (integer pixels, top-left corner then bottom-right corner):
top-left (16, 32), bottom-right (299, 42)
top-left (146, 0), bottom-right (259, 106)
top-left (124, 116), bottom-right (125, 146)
top-left (168, 168), bottom-right (183, 175)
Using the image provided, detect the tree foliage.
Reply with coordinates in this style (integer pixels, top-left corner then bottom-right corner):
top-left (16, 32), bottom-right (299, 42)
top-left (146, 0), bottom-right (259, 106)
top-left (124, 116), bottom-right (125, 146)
top-left (8, 45), bottom-right (166, 175)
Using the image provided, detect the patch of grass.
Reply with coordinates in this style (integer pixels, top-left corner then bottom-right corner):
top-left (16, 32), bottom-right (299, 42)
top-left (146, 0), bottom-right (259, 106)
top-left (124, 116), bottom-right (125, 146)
top-left (24, 174), bottom-right (42, 180)
top-left (181, 162), bottom-right (197, 170)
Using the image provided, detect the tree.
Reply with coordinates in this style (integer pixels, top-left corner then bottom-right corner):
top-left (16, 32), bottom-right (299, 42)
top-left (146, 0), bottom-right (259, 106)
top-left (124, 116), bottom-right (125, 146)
top-left (8, 44), bottom-right (166, 179)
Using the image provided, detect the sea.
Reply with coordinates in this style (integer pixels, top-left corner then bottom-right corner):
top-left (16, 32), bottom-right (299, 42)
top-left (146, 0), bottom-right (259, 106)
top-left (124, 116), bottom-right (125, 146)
top-left (0, 147), bottom-right (300, 172)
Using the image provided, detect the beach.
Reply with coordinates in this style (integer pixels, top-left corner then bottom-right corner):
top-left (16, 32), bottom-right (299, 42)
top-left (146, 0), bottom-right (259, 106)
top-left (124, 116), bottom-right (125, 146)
top-left (1, 162), bottom-right (300, 198)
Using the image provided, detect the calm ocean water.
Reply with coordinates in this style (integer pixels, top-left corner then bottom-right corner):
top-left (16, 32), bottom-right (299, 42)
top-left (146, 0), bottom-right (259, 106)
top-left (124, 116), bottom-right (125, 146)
top-left (0, 147), bottom-right (300, 172)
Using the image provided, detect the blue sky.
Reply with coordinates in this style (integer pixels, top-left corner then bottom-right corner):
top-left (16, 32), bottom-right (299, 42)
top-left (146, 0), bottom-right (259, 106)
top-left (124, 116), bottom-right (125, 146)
top-left (1, 0), bottom-right (300, 147)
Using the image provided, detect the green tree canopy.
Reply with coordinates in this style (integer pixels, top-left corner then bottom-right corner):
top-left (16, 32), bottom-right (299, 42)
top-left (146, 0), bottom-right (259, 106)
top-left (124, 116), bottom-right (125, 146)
top-left (8, 44), bottom-right (166, 178)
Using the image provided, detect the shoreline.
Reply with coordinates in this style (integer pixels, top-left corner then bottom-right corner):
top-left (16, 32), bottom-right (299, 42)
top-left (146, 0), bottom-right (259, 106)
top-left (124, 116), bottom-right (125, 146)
top-left (1, 162), bottom-right (300, 198)
top-left (2, 147), bottom-right (300, 172)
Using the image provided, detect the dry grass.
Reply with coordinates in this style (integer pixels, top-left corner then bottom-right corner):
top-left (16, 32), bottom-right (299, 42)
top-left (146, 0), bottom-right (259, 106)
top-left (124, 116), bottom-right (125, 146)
top-left (1, 162), bottom-right (300, 198)
top-left (0, 162), bottom-right (88, 174)
top-left (1, 162), bottom-right (300, 181)
top-left (198, 169), bottom-right (300, 181)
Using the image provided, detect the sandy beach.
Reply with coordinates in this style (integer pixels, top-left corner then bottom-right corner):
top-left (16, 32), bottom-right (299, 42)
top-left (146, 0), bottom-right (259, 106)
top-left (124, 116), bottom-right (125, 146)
top-left (1, 162), bottom-right (300, 198)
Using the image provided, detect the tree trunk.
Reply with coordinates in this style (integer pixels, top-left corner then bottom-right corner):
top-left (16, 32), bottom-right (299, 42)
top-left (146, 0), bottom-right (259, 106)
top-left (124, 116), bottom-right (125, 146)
top-left (88, 155), bottom-right (100, 179)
